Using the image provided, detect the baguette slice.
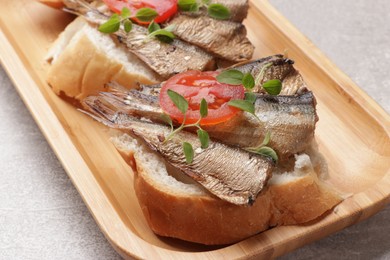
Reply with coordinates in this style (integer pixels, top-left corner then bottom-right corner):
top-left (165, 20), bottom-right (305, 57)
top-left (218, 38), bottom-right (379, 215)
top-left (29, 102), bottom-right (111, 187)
top-left (46, 17), bottom-right (162, 106)
top-left (112, 133), bottom-right (343, 245)
top-left (39, 0), bottom-right (64, 9)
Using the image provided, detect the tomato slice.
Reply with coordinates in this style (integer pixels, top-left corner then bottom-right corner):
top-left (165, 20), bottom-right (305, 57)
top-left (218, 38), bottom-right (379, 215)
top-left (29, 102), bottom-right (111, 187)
top-left (159, 71), bottom-right (245, 126)
top-left (103, 0), bottom-right (178, 24)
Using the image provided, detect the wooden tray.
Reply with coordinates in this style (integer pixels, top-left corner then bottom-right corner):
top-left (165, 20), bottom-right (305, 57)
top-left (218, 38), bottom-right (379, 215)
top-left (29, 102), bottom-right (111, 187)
top-left (0, 0), bottom-right (389, 258)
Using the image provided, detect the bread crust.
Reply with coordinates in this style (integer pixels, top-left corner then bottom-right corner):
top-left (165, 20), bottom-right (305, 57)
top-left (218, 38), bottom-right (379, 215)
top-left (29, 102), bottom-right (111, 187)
top-left (135, 162), bottom-right (272, 245)
top-left (269, 176), bottom-right (342, 226)
top-left (124, 149), bottom-right (342, 245)
top-left (45, 0), bottom-right (342, 246)
top-left (46, 18), bottom-right (160, 106)
top-left (39, 0), bottom-right (64, 9)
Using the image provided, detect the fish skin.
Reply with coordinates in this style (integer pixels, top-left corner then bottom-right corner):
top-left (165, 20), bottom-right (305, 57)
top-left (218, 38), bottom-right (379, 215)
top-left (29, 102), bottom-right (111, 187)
top-left (115, 27), bottom-right (216, 78)
top-left (229, 55), bottom-right (309, 95)
top-left (85, 82), bottom-right (318, 162)
top-left (203, 92), bottom-right (318, 162)
top-left (82, 100), bottom-right (274, 205)
top-left (94, 83), bottom-right (165, 124)
top-left (167, 13), bottom-right (254, 62)
top-left (62, 0), bottom-right (216, 78)
top-left (134, 55), bottom-right (308, 95)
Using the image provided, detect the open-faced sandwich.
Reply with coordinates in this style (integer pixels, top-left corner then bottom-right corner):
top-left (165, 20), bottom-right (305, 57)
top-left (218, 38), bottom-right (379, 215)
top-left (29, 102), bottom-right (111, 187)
top-left (41, 0), bottom-right (343, 245)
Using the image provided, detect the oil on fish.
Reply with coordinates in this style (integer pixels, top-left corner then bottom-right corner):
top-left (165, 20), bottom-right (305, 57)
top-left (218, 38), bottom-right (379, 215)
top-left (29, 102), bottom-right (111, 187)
top-left (82, 101), bottom-right (274, 206)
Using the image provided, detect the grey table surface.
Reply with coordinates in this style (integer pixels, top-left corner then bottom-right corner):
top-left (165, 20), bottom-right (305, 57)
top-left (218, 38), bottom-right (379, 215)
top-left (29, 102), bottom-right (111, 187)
top-left (0, 0), bottom-right (389, 259)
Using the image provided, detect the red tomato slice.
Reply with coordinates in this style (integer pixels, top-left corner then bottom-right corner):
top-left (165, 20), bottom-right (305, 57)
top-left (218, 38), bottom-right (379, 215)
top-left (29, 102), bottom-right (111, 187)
top-left (103, 0), bottom-right (178, 24)
top-left (159, 71), bottom-right (245, 126)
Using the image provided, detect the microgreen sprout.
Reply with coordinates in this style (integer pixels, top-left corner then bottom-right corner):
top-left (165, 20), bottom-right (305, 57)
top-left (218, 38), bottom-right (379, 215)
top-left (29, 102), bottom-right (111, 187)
top-left (98, 7), bottom-right (133, 34)
top-left (163, 90), bottom-right (210, 164)
top-left (245, 132), bottom-right (278, 162)
top-left (99, 7), bottom-right (175, 43)
top-left (147, 22), bottom-right (176, 43)
top-left (216, 69), bottom-right (259, 120)
top-left (178, 0), bottom-right (231, 20)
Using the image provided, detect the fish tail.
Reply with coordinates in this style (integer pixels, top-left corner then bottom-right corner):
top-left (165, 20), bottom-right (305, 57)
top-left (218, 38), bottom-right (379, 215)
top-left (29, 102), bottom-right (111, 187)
top-left (81, 94), bottom-right (148, 132)
top-left (105, 82), bottom-right (130, 97)
top-left (138, 83), bottom-right (162, 96)
top-left (98, 82), bottom-right (132, 110)
top-left (100, 82), bottom-right (161, 112)
top-left (63, 0), bottom-right (106, 19)
top-left (81, 96), bottom-right (120, 127)
top-left (98, 92), bottom-right (130, 112)
top-left (63, 0), bottom-right (93, 10)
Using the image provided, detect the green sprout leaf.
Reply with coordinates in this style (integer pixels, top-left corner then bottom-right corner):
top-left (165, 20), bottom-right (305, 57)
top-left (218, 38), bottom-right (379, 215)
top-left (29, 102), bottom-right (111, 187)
top-left (148, 21), bottom-right (160, 33)
top-left (256, 146), bottom-right (278, 162)
top-left (245, 131), bottom-right (278, 162)
top-left (98, 8), bottom-right (135, 34)
top-left (200, 98), bottom-right (208, 118)
top-left (254, 62), bottom-right (273, 86)
top-left (148, 29), bottom-right (176, 43)
top-left (244, 92), bottom-right (256, 104)
top-left (263, 79), bottom-right (282, 95)
top-left (228, 99), bottom-right (255, 114)
top-left (164, 24), bottom-right (176, 32)
top-left (136, 8), bottom-right (158, 22)
top-left (161, 113), bottom-right (173, 130)
top-left (178, 0), bottom-right (199, 12)
top-left (121, 7), bottom-right (131, 19)
top-left (183, 142), bottom-right (194, 163)
top-left (197, 129), bottom-right (210, 149)
top-left (207, 3), bottom-right (231, 20)
top-left (242, 73), bottom-right (255, 90)
top-left (216, 69), bottom-right (244, 85)
top-left (167, 89), bottom-right (188, 114)
top-left (98, 14), bottom-right (121, 33)
top-left (261, 131), bottom-right (271, 147)
top-left (123, 19), bottom-right (133, 33)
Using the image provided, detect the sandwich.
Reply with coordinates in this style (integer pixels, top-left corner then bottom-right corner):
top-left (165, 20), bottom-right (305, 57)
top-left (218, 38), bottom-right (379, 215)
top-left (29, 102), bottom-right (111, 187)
top-left (40, 0), bottom-right (343, 245)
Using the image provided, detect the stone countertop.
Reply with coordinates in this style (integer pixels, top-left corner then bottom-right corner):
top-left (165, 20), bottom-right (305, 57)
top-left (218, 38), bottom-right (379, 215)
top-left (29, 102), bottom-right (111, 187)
top-left (270, 0), bottom-right (390, 259)
top-left (0, 0), bottom-right (389, 259)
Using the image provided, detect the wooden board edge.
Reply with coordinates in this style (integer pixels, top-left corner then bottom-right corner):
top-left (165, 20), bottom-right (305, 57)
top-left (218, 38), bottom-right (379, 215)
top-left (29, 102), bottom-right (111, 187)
top-left (250, 0), bottom-right (390, 134)
top-left (0, 26), bottom-right (155, 260)
top-left (0, 24), bottom-right (249, 260)
top-left (1, 1), bottom-right (389, 258)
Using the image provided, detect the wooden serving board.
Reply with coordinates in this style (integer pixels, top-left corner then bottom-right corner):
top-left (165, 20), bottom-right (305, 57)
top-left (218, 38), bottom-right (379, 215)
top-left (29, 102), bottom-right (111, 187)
top-left (0, 0), bottom-right (389, 258)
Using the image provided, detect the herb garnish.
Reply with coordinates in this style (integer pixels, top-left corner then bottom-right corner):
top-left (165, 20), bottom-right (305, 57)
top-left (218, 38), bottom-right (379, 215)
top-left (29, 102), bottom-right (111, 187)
top-left (147, 22), bottom-right (176, 43)
top-left (163, 86), bottom-right (278, 163)
top-left (216, 69), bottom-right (259, 120)
top-left (163, 90), bottom-right (210, 164)
top-left (135, 7), bottom-right (158, 22)
top-left (99, 7), bottom-right (175, 43)
top-left (216, 70), bottom-right (254, 89)
top-left (254, 62), bottom-right (272, 86)
top-left (148, 21), bottom-right (160, 33)
top-left (182, 142), bottom-right (194, 164)
top-left (216, 69), bottom-right (279, 162)
top-left (99, 7), bottom-right (133, 34)
top-left (178, 0), bottom-right (199, 12)
top-left (178, 0), bottom-right (231, 20)
top-left (244, 92), bottom-right (256, 104)
top-left (216, 68), bottom-right (283, 98)
top-left (262, 79), bottom-right (282, 95)
top-left (227, 99), bottom-right (255, 115)
top-left (207, 4), bottom-right (231, 20)
top-left (245, 132), bottom-right (278, 162)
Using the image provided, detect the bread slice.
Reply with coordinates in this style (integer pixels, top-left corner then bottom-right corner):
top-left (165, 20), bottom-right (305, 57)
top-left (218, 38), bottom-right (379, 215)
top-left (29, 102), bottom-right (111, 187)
top-left (111, 133), bottom-right (343, 245)
top-left (46, 17), bottom-right (162, 106)
top-left (39, 0), bottom-right (64, 9)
